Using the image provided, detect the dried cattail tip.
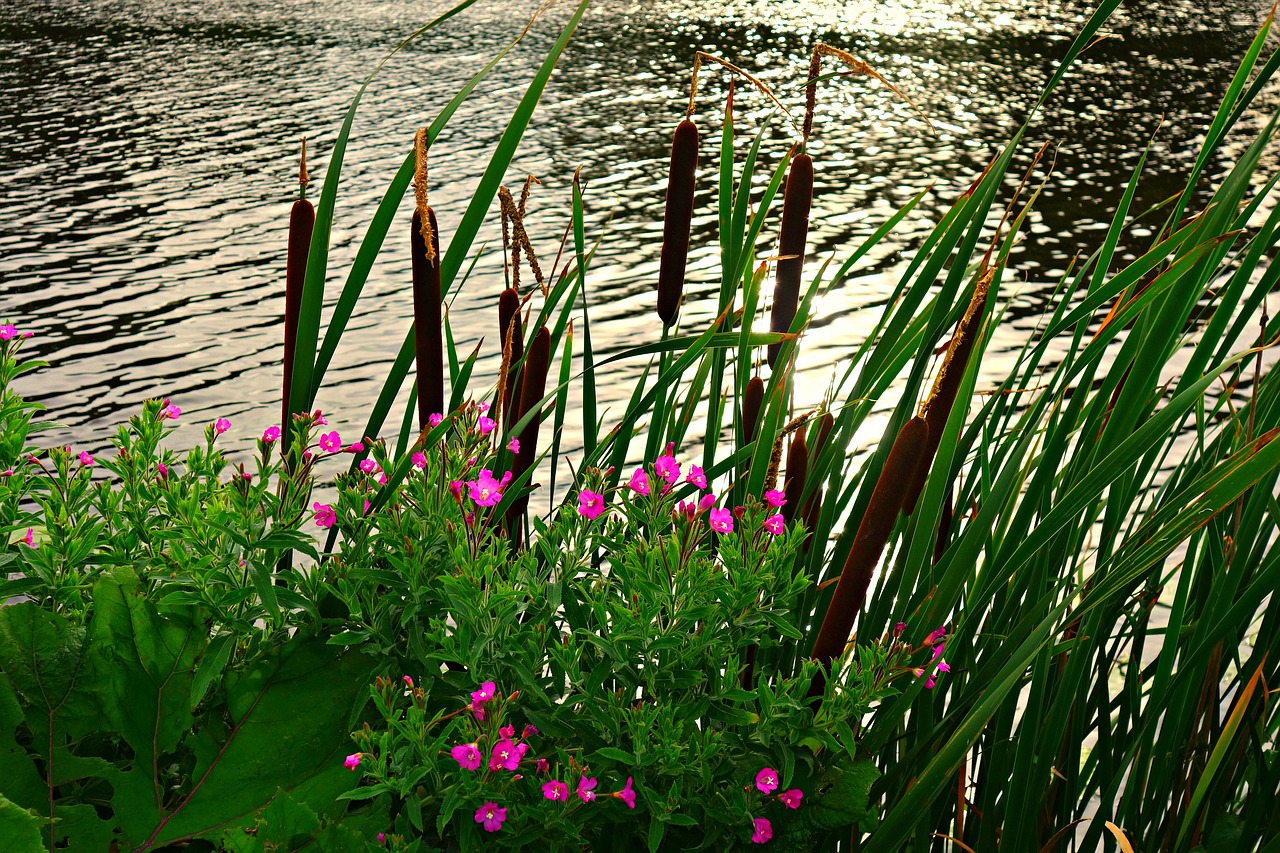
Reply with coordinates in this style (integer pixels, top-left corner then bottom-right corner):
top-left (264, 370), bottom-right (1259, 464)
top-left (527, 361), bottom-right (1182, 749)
top-left (298, 137), bottom-right (310, 191)
top-left (768, 153), bottom-right (814, 367)
top-left (413, 128), bottom-right (435, 263)
top-left (742, 376), bottom-right (765, 445)
top-left (657, 119), bottom-right (699, 326)
top-left (412, 207), bottom-right (444, 427)
top-left (810, 415), bottom-right (929, 677)
top-left (901, 268), bottom-right (992, 515)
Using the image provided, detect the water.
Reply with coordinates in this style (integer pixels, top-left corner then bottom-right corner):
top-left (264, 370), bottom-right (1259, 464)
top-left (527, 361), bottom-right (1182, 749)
top-left (1, 0), bottom-right (1274, 459)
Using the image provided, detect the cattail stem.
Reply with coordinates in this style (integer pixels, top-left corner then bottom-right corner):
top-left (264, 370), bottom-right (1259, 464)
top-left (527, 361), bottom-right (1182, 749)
top-left (768, 153), bottom-right (814, 367)
top-left (497, 289), bottom-right (525, 431)
top-left (657, 119), bottom-right (699, 326)
top-left (809, 416), bottom-right (929, 698)
top-left (411, 208), bottom-right (444, 428)
top-left (901, 268), bottom-right (992, 515)
top-left (507, 326), bottom-right (551, 547)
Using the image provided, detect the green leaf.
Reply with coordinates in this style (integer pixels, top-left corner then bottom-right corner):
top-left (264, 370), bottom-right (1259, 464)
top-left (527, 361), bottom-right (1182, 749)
top-left (0, 794), bottom-right (43, 853)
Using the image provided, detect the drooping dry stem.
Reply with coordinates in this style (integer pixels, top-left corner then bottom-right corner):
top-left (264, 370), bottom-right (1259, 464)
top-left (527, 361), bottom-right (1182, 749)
top-left (802, 43), bottom-right (934, 140)
top-left (499, 184), bottom-right (547, 297)
top-left (687, 51), bottom-right (795, 126)
top-left (413, 127), bottom-right (435, 262)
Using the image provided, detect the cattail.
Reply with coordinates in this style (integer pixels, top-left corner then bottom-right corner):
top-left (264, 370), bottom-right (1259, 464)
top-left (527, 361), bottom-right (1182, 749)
top-left (742, 375), bottom-right (764, 445)
top-left (901, 269), bottom-right (992, 516)
top-left (657, 119), bottom-right (699, 326)
top-left (282, 138), bottom-right (313, 437)
top-left (497, 288), bottom-right (525, 431)
top-left (768, 153), bottom-right (814, 367)
top-left (781, 431), bottom-right (807, 525)
top-left (800, 412), bottom-right (835, 540)
top-left (507, 326), bottom-right (551, 546)
top-left (810, 416), bottom-right (929, 695)
top-left (411, 129), bottom-right (444, 429)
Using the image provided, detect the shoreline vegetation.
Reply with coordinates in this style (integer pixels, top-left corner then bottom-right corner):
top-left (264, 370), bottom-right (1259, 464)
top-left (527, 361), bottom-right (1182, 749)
top-left (3, 0), bottom-right (1280, 849)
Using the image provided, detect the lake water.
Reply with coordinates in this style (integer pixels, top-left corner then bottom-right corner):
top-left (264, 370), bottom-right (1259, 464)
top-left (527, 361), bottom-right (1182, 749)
top-left (1, 0), bottom-right (1274, 458)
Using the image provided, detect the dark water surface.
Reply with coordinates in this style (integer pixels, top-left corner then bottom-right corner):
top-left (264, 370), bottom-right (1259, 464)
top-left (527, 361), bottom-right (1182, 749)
top-left (1, 0), bottom-right (1275, 458)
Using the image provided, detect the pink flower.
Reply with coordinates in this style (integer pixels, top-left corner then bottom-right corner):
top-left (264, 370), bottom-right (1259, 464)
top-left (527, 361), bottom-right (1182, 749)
top-left (507, 437), bottom-right (520, 454)
top-left (542, 780), bottom-right (569, 801)
top-left (500, 724), bottom-right (515, 739)
top-left (709, 507), bottom-right (734, 534)
top-left (490, 739), bottom-right (522, 771)
top-left (0, 470), bottom-right (11, 477)
top-left (311, 410), bottom-right (327, 425)
top-left (377, 473), bottom-right (388, 486)
top-left (937, 660), bottom-right (951, 673)
top-left (468, 469), bottom-right (505, 507)
top-left (428, 412), bottom-right (444, 427)
top-left (755, 767), bottom-right (779, 794)
top-left (477, 416), bottom-right (497, 435)
top-left (522, 724), bottom-right (539, 738)
top-left (578, 490), bottom-right (605, 519)
top-left (764, 489), bottom-right (787, 508)
top-left (613, 776), bottom-right (636, 809)
top-left (685, 465), bottom-right (708, 490)
top-left (778, 789), bottom-right (803, 809)
top-left (472, 681), bottom-right (496, 704)
top-left (577, 776), bottom-right (597, 802)
top-left (313, 502), bottom-right (336, 528)
top-left (474, 802), bottom-right (506, 832)
top-left (160, 403), bottom-right (181, 420)
top-left (360, 458), bottom-right (378, 474)
top-left (377, 832), bottom-right (385, 843)
top-left (449, 480), bottom-right (464, 501)
top-left (411, 451), bottom-right (428, 469)
top-left (403, 675), bottom-right (414, 687)
top-left (925, 675), bottom-right (937, 689)
top-left (0, 324), bottom-right (16, 340)
top-left (535, 758), bottom-right (550, 773)
top-left (894, 621), bottom-right (906, 635)
top-left (22, 528), bottom-right (34, 547)
top-left (347, 441), bottom-right (365, 453)
top-left (343, 753), bottom-right (362, 771)
top-left (262, 426), bottom-right (280, 443)
top-left (214, 418), bottom-right (231, 435)
top-left (363, 499), bottom-right (371, 516)
top-left (318, 431), bottom-right (341, 452)
top-left (926, 625), bottom-right (948, 645)
top-left (451, 743), bottom-right (482, 771)
top-left (157, 463), bottom-right (169, 478)
top-left (698, 492), bottom-right (717, 511)
top-left (477, 401), bottom-right (491, 413)
top-left (763, 514), bottom-right (784, 535)
top-left (751, 817), bottom-right (773, 844)
top-left (654, 454), bottom-right (680, 485)
top-left (931, 642), bottom-right (946, 660)
top-left (78, 451), bottom-right (94, 467)
top-left (628, 468), bottom-right (650, 496)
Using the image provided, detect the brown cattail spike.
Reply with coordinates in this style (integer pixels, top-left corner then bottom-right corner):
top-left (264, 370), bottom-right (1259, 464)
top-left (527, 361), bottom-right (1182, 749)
top-left (742, 376), bottom-right (765, 445)
top-left (901, 268), bottom-right (993, 516)
top-left (810, 416), bottom-right (930, 695)
top-left (497, 288), bottom-right (525, 430)
top-left (283, 164), bottom-right (315, 437)
top-left (413, 128), bottom-right (435, 263)
top-left (507, 326), bottom-right (552, 546)
top-left (768, 152), bottom-right (814, 367)
top-left (657, 119), bottom-right (699, 326)
top-left (411, 207), bottom-right (444, 427)
top-left (781, 432), bottom-right (808, 525)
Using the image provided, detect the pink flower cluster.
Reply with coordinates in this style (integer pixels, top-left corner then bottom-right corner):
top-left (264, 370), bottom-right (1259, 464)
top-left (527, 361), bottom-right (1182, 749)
top-left (749, 767), bottom-right (803, 844)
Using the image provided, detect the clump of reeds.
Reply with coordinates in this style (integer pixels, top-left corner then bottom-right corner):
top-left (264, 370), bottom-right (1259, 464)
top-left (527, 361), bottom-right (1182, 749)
top-left (411, 127), bottom-right (445, 428)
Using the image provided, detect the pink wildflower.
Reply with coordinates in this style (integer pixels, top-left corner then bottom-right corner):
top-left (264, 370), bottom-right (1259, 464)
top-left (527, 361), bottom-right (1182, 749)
top-left (214, 418), bottom-right (231, 435)
top-left (755, 767), bottom-right (779, 794)
top-left (500, 724), bottom-right (515, 739)
top-left (522, 724), bottom-right (539, 738)
top-left (343, 753), bottom-right (362, 771)
top-left (347, 441), bottom-right (365, 453)
top-left (377, 473), bottom-right (388, 486)
top-left (751, 817), bottom-right (773, 844)
top-left (318, 431), bottom-right (341, 452)
top-left (578, 490), bottom-right (605, 519)
top-left (428, 412), bottom-right (444, 427)
top-left (262, 426), bottom-right (280, 443)
top-left (403, 675), bottom-right (414, 688)
top-left (535, 758), bottom-right (549, 773)
top-left (577, 776), bottom-right (598, 802)
top-left (411, 451), bottom-right (428, 469)
top-left (477, 401), bottom-right (490, 413)
top-left (78, 451), bottom-right (93, 467)
top-left (0, 324), bottom-right (16, 340)
top-left (477, 416), bottom-right (497, 435)
top-left (709, 507), bottom-right (734, 534)
top-left (698, 492), bottom-right (717, 511)
top-left (937, 660), bottom-right (951, 673)
top-left (764, 489), bottom-right (787, 508)
top-left (490, 739), bottom-right (521, 771)
top-left (778, 789), bottom-right (803, 809)
top-left (685, 464), bottom-right (708, 490)
top-left (359, 458), bottom-right (378, 474)
top-left (23, 528), bottom-right (34, 547)
top-left (449, 480), bottom-right (464, 501)
top-left (451, 743), bottom-right (482, 771)
top-left (472, 681), bottom-right (496, 704)
top-left (894, 621), bottom-right (906, 635)
top-left (763, 514), bottom-right (784, 535)
top-left (508, 437), bottom-right (520, 453)
top-left (363, 499), bottom-right (371, 516)
top-left (613, 776), bottom-right (636, 809)
top-left (377, 832), bottom-right (386, 843)
top-left (312, 410), bottom-right (327, 425)
top-left (313, 503), bottom-right (336, 528)
top-left (474, 803), bottom-right (506, 832)
top-left (468, 469), bottom-right (505, 507)
top-left (542, 780), bottom-right (569, 802)
top-left (926, 625), bottom-right (948, 645)
top-left (628, 467), bottom-right (650, 496)
top-left (160, 403), bottom-right (181, 420)
top-left (157, 462), bottom-right (169, 478)
top-left (925, 675), bottom-right (937, 689)
top-left (654, 454), bottom-right (680, 485)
